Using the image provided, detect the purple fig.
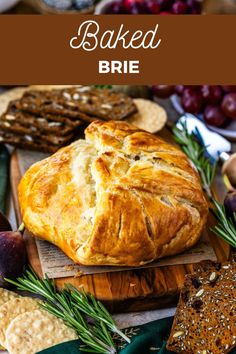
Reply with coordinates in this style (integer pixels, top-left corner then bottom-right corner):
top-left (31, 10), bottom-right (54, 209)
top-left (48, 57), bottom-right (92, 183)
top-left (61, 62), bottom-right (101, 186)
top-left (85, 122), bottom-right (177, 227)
top-left (0, 231), bottom-right (26, 288)
top-left (224, 191), bottom-right (236, 223)
top-left (0, 210), bottom-right (12, 232)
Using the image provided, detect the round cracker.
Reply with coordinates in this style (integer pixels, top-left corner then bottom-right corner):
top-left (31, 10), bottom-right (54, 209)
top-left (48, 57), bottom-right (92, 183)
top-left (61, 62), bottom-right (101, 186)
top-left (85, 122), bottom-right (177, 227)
top-left (0, 289), bottom-right (19, 307)
top-left (6, 309), bottom-right (78, 354)
top-left (0, 289), bottom-right (19, 352)
top-left (127, 98), bottom-right (167, 133)
top-left (0, 297), bottom-right (40, 347)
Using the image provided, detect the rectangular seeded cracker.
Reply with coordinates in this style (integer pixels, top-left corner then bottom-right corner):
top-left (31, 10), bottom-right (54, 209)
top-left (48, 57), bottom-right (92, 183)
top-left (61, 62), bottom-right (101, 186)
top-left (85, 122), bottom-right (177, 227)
top-left (17, 86), bottom-right (137, 122)
top-left (0, 132), bottom-right (61, 153)
top-left (167, 261), bottom-right (236, 354)
top-left (1, 101), bottom-right (83, 136)
top-left (0, 124), bottom-right (74, 146)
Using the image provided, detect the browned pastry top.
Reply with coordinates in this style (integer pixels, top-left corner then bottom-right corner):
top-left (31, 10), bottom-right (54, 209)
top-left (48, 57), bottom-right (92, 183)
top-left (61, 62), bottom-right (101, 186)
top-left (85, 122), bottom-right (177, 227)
top-left (18, 120), bottom-right (208, 266)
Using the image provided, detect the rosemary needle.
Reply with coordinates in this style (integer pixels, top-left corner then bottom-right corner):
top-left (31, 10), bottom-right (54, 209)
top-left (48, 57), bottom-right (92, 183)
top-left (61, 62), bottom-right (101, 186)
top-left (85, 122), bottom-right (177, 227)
top-left (173, 121), bottom-right (236, 249)
top-left (69, 285), bottom-right (131, 343)
top-left (6, 269), bottom-right (131, 354)
top-left (173, 122), bottom-right (216, 199)
top-left (211, 199), bottom-right (236, 248)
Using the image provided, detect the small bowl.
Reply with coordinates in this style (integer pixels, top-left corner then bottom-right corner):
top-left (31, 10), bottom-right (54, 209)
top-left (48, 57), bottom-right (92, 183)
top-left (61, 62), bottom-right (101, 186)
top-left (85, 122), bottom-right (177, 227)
top-left (0, 0), bottom-right (20, 12)
top-left (31, 0), bottom-right (94, 14)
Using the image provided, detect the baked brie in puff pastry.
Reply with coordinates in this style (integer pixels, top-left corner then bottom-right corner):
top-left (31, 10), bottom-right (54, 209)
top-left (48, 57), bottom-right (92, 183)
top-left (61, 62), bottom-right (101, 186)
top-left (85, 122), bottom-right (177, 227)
top-left (19, 120), bottom-right (208, 266)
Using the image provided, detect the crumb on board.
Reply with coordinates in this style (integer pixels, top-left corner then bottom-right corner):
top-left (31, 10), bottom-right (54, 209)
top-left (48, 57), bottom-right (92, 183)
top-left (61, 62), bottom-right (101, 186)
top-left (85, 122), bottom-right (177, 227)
top-left (64, 265), bottom-right (74, 271)
top-left (74, 270), bottom-right (84, 278)
top-left (150, 347), bottom-right (160, 351)
top-left (78, 284), bottom-right (85, 289)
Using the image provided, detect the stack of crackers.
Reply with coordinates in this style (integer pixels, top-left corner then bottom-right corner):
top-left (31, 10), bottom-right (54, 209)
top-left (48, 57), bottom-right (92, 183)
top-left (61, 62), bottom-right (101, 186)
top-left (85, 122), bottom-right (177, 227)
top-left (0, 288), bottom-right (77, 354)
top-left (0, 87), bottom-right (137, 153)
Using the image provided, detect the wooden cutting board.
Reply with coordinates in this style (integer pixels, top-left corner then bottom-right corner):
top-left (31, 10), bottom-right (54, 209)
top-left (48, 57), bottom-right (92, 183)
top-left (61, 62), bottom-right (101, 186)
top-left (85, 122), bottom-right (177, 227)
top-left (10, 127), bottom-right (231, 314)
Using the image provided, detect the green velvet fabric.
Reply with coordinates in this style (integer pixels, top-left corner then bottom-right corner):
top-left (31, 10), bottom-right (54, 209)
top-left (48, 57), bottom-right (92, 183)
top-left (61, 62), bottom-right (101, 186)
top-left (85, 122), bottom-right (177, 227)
top-left (38, 314), bottom-right (236, 354)
top-left (38, 316), bottom-right (174, 354)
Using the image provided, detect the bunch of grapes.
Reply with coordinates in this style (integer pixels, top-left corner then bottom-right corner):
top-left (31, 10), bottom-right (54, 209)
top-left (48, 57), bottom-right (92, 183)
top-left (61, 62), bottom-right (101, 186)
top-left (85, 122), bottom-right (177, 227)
top-left (152, 85), bottom-right (236, 127)
top-left (103, 0), bottom-right (202, 14)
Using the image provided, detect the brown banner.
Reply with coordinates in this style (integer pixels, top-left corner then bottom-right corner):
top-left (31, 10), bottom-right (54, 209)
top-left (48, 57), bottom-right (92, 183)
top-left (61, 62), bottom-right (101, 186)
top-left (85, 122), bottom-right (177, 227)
top-left (0, 15), bottom-right (236, 84)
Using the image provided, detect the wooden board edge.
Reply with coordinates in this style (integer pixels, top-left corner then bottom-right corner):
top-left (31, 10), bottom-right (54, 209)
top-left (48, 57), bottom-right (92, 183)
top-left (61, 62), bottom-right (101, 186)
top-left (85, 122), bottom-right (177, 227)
top-left (10, 151), bottom-right (43, 278)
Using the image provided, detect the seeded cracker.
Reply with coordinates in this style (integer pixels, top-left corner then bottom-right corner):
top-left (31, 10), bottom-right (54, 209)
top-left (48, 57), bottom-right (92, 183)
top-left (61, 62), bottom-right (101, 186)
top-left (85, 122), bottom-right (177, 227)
top-left (127, 99), bottom-right (167, 133)
top-left (17, 87), bottom-right (137, 122)
top-left (167, 261), bottom-right (236, 354)
top-left (6, 309), bottom-right (78, 354)
top-left (1, 101), bottom-right (83, 136)
top-left (0, 297), bottom-right (40, 348)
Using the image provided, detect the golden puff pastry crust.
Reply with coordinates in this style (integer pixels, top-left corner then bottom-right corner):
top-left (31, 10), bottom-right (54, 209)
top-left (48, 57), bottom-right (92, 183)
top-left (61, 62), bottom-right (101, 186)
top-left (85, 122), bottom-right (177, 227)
top-left (19, 120), bottom-right (208, 266)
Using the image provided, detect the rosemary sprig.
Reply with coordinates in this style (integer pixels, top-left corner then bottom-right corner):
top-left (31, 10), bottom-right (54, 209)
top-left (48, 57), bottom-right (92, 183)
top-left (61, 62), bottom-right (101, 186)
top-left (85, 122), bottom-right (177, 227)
top-left (6, 269), bottom-right (130, 354)
top-left (173, 122), bottom-right (216, 199)
top-left (211, 199), bottom-right (236, 248)
top-left (94, 85), bottom-right (113, 90)
top-left (69, 286), bottom-right (130, 344)
top-left (173, 121), bottom-right (236, 248)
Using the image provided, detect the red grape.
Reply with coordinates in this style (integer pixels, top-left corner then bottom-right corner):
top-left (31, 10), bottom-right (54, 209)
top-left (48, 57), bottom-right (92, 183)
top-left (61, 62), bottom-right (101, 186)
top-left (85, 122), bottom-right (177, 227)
top-left (201, 85), bottom-right (223, 104)
top-left (150, 85), bottom-right (235, 127)
top-left (160, 11), bottom-right (172, 14)
top-left (175, 85), bottom-right (185, 96)
top-left (203, 105), bottom-right (227, 127)
top-left (224, 192), bottom-right (236, 221)
top-left (104, 1), bottom-right (123, 13)
top-left (222, 85), bottom-right (236, 93)
top-left (186, 0), bottom-right (201, 14)
top-left (157, 0), bottom-right (174, 11)
top-left (103, 0), bottom-right (202, 14)
top-left (172, 0), bottom-right (188, 14)
top-left (151, 85), bottom-right (175, 99)
top-left (184, 86), bottom-right (203, 95)
top-left (192, 85), bottom-right (203, 93)
top-left (122, 0), bottom-right (146, 13)
top-left (180, 85), bottom-right (202, 93)
top-left (221, 93), bottom-right (236, 120)
top-left (181, 87), bottom-right (203, 114)
top-left (144, 0), bottom-right (160, 14)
